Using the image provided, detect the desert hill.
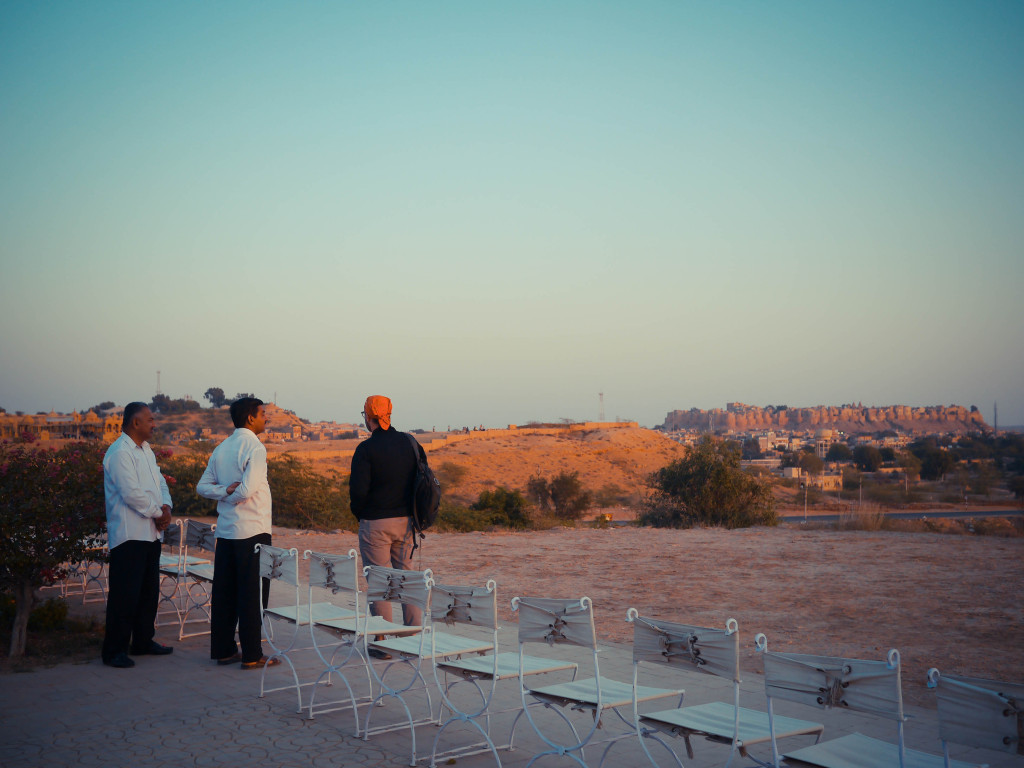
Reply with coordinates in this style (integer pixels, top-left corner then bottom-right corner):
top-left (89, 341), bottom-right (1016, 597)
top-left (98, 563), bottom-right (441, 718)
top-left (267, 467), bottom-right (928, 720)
top-left (424, 425), bottom-right (689, 505)
top-left (662, 403), bottom-right (988, 434)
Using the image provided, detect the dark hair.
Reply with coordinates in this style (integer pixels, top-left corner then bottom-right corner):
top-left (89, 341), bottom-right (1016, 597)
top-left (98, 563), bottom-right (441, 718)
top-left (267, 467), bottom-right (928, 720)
top-left (230, 397), bottom-right (264, 428)
top-left (122, 402), bottom-right (149, 430)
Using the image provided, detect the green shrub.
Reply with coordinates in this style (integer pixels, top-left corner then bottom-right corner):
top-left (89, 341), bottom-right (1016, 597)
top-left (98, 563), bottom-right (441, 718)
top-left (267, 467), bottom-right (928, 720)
top-left (471, 487), bottom-right (531, 530)
top-left (160, 445), bottom-right (356, 531)
top-left (267, 454), bottom-right (356, 531)
top-left (639, 436), bottom-right (777, 529)
top-left (435, 499), bottom-right (493, 532)
top-left (1, 595), bottom-right (68, 631)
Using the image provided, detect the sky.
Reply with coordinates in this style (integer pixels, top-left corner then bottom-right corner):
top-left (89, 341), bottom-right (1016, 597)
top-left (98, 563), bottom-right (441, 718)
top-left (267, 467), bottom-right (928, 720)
top-left (1, 2), bottom-right (1022, 430)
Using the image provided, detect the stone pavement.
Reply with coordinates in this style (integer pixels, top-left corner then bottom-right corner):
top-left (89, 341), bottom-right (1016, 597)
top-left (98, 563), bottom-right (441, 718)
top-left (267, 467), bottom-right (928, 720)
top-left (1, 598), bottom-right (1019, 768)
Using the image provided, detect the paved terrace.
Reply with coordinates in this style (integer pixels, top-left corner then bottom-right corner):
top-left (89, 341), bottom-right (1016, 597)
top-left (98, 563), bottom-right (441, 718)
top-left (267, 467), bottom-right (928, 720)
top-left (1, 590), bottom-right (1019, 768)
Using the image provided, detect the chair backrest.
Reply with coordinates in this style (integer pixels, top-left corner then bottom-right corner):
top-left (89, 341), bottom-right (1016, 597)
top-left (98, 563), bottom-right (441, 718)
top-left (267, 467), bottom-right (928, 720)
top-left (432, 580), bottom-right (498, 630)
top-left (305, 549), bottom-right (360, 596)
top-left (928, 668), bottom-right (1024, 757)
top-left (762, 646), bottom-right (904, 721)
top-left (512, 596), bottom-right (596, 650)
top-left (363, 565), bottom-right (433, 618)
top-left (162, 519), bottom-right (183, 549)
top-left (628, 610), bottom-right (739, 683)
top-left (257, 544), bottom-right (300, 586)
top-left (185, 519), bottom-right (216, 555)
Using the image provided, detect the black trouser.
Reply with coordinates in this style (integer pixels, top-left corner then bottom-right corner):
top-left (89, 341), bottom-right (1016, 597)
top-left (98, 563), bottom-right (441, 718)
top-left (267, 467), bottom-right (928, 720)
top-left (102, 539), bottom-right (161, 661)
top-left (210, 533), bottom-right (271, 663)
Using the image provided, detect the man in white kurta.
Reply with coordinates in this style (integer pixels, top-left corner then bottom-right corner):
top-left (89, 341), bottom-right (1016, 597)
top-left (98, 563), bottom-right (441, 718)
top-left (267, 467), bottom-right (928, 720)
top-left (102, 402), bottom-right (174, 668)
top-left (197, 397), bottom-right (274, 668)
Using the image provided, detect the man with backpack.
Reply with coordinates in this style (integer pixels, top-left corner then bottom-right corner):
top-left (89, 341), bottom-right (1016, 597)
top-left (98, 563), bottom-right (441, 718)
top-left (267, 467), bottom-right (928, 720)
top-left (350, 395), bottom-right (435, 650)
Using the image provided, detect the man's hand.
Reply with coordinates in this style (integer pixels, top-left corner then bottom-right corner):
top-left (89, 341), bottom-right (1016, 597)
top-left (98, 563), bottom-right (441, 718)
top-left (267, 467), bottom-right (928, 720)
top-left (156, 505), bottom-right (172, 532)
top-left (226, 481), bottom-right (240, 496)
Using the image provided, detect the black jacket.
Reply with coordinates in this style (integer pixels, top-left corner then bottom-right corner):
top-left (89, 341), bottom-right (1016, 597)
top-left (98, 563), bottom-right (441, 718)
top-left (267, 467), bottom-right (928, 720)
top-left (349, 427), bottom-right (421, 520)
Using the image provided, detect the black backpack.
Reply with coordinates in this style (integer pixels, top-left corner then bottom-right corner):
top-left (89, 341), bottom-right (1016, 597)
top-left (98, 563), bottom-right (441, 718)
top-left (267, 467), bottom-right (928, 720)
top-left (406, 433), bottom-right (441, 551)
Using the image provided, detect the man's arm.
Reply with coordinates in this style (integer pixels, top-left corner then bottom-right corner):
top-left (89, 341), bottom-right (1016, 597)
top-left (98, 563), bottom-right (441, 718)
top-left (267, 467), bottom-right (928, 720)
top-left (229, 444), bottom-right (267, 501)
top-left (108, 451), bottom-right (164, 519)
top-left (196, 453), bottom-right (238, 501)
top-left (349, 444), bottom-right (369, 520)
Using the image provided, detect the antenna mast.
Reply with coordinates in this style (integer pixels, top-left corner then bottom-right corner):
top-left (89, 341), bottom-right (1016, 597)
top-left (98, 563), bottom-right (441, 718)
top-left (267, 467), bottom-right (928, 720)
top-left (598, 392), bottom-right (605, 422)
top-left (156, 370), bottom-right (161, 395)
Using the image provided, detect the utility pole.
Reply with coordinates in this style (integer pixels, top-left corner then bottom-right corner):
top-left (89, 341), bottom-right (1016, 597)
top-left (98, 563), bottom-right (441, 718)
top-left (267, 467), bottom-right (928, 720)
top-left (598, 392), bottom-right (605, 423)
top-left (156, 370), bottom-right (161, 395)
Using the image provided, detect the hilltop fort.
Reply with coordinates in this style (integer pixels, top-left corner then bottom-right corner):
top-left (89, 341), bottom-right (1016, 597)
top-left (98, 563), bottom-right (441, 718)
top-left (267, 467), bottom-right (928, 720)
top-left (661, 403), bottom-right (988, 434)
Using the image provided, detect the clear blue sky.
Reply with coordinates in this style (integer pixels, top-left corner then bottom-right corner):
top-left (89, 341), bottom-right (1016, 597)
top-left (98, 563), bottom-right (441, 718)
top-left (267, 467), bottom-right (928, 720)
top-left (2, 2), bottom-right (1022, 429)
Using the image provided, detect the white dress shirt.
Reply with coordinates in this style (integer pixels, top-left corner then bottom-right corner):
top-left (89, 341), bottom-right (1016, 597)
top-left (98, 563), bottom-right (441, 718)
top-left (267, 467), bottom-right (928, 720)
top-left (103, 432), bottom-right (172, 550)
top-left (197, 427), bottom-right (272, 539)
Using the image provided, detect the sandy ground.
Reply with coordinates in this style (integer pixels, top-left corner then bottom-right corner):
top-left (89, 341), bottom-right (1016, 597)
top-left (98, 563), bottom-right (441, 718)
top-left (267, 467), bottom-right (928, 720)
top-left (270, 524), bottom-right (1024, 707)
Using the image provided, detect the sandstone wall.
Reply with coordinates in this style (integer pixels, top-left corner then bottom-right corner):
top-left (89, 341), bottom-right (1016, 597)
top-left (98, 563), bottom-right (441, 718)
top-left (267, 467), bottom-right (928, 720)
top-left (661, 405), bottom-right (987, 434)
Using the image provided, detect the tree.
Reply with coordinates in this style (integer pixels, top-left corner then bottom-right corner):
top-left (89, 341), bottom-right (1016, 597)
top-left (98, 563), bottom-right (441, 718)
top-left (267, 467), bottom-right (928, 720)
top-left (526, 475), bottom-right (551, 511)
top-left (741, 439), bottom-right (762, 460)
top-left (640, 436), bottom-right (776, 529)
top-left (825, 443), bottom-right (852, 462)
top-left (798, 451), bottom-right (824, 476)
top-left (547, 471), bottom-right (592, 520)
top-left (203, 387), bottom-right (227, 408)
top-left (88, 401), bottom-right (115, 415)
top-left (471, 487), bottom-right (531, 529)
top-left (233, 392), bottom-right (255, 402)
top-left (853, 445), bottom-right (883, 472)
top-left (0, 441), bottom-right (107, 657)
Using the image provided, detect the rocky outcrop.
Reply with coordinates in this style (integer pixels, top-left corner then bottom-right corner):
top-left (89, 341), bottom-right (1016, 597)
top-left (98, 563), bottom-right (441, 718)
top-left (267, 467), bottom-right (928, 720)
top-left (661, 403), bottom-right (988, 434)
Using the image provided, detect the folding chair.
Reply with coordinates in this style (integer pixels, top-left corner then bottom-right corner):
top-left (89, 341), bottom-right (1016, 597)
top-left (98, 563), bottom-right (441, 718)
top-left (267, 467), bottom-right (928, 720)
top-left (427, 580), bottom-right (580, 768)
top-left (514, 596), bottom-right (685, 768)
top-left (156, 519), bottom-right (185, 628)
top-left (361, 565), bottom-right (437, 767)
top-left (175, 519), bottom-right (216, 639)
top-left (633, 617), bottom-right (823, 768)
top-left (763, 644), bottom-right (979, 768)
top-left (927, 668), bottom-right (1024, 767)
top-left (256, 544), bottom-right (360, 711)
top-left (303, 550), bottom-right (420, 734)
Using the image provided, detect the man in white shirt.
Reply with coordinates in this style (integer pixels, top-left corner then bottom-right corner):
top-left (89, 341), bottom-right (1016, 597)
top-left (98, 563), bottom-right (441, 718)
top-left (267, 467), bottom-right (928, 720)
top-left (102, 402), bottom-right (174, 669)
top-left (197, 397), bottom-right (276, 669)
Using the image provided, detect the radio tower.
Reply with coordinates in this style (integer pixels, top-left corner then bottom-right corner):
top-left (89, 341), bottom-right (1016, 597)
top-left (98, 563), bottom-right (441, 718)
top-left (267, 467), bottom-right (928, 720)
top-left (598, 392), bottom-right (605, 422)
top-left (156, 370), bottom-right (161, 395)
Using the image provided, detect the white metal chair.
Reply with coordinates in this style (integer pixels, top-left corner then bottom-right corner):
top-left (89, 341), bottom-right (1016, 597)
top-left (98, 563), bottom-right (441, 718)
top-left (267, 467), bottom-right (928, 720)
top-left (763, 643), bottom-right (980, 768)
top-left (633, 617), bottom-right (823, 768)
top-left (302, 550), bottom-right (420, 734)
top-left (927, 668), bottom-right (1024, 767)
top-left (256, 544), bottom-right (360, 712)
top-left (513, 596), bottom-right (685, 768)
top-left (174, 519), bottom-right (216, 639)
top-left (427, 580), bottom-right (580, 768)
top-left (360, 565), bottom-right (436, 767)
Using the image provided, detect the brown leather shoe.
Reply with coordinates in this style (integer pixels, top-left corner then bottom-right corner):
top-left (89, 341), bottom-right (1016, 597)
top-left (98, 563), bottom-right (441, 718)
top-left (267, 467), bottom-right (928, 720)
top-left (241, 655), bottom-right (281, 670)
top-left (216, 652), bottom-right (242, 666)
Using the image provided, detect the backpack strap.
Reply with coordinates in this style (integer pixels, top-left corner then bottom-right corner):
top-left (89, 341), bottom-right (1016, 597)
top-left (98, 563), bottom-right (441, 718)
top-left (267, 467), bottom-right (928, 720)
top-left (405, 433), bottom-right (426, 553)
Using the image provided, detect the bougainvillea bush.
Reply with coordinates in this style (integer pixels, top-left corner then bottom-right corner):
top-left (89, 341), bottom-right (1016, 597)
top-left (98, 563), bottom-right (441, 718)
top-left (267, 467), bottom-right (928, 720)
top-left (0, 441), bottom-right (107, 657)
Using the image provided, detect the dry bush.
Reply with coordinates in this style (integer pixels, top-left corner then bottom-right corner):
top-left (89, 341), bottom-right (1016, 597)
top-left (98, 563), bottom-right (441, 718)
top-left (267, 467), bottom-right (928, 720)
top-left (836, 504), bottom-right (887, 531)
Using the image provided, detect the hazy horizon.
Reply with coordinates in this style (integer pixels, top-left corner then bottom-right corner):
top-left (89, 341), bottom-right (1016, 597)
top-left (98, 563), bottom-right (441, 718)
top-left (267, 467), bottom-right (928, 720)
top-left (2, 3), bottom-right (1022, 428)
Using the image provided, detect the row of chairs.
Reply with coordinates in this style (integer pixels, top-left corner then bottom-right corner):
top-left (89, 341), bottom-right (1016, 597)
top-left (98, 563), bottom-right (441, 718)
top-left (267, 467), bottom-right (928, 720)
top-left (252, 544), bottom-right (1020, 768)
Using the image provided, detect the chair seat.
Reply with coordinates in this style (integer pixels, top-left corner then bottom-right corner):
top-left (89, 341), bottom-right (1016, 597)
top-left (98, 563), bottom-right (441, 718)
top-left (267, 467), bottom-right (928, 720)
top-left (266, 601), bottom-right (356, 626)
top-left (184, 563), bottom-right (215, 581)
top-left (784, 732), bottom-right (981, 768)
top-left (314, 614), bottom-right (421, 637)
top-left (438, 651), bottom-right (578, 681)
top-left (643, 699), bottom-right (823, 749)
top-left (529, 675), bottom-right (683, 710)
top-left (371, 630), bottom-right (493, 660)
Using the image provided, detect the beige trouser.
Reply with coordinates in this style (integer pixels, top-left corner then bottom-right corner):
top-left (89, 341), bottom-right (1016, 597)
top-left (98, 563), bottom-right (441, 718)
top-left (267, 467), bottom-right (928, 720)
top-left (357, 516), bottom-right (422, 627)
